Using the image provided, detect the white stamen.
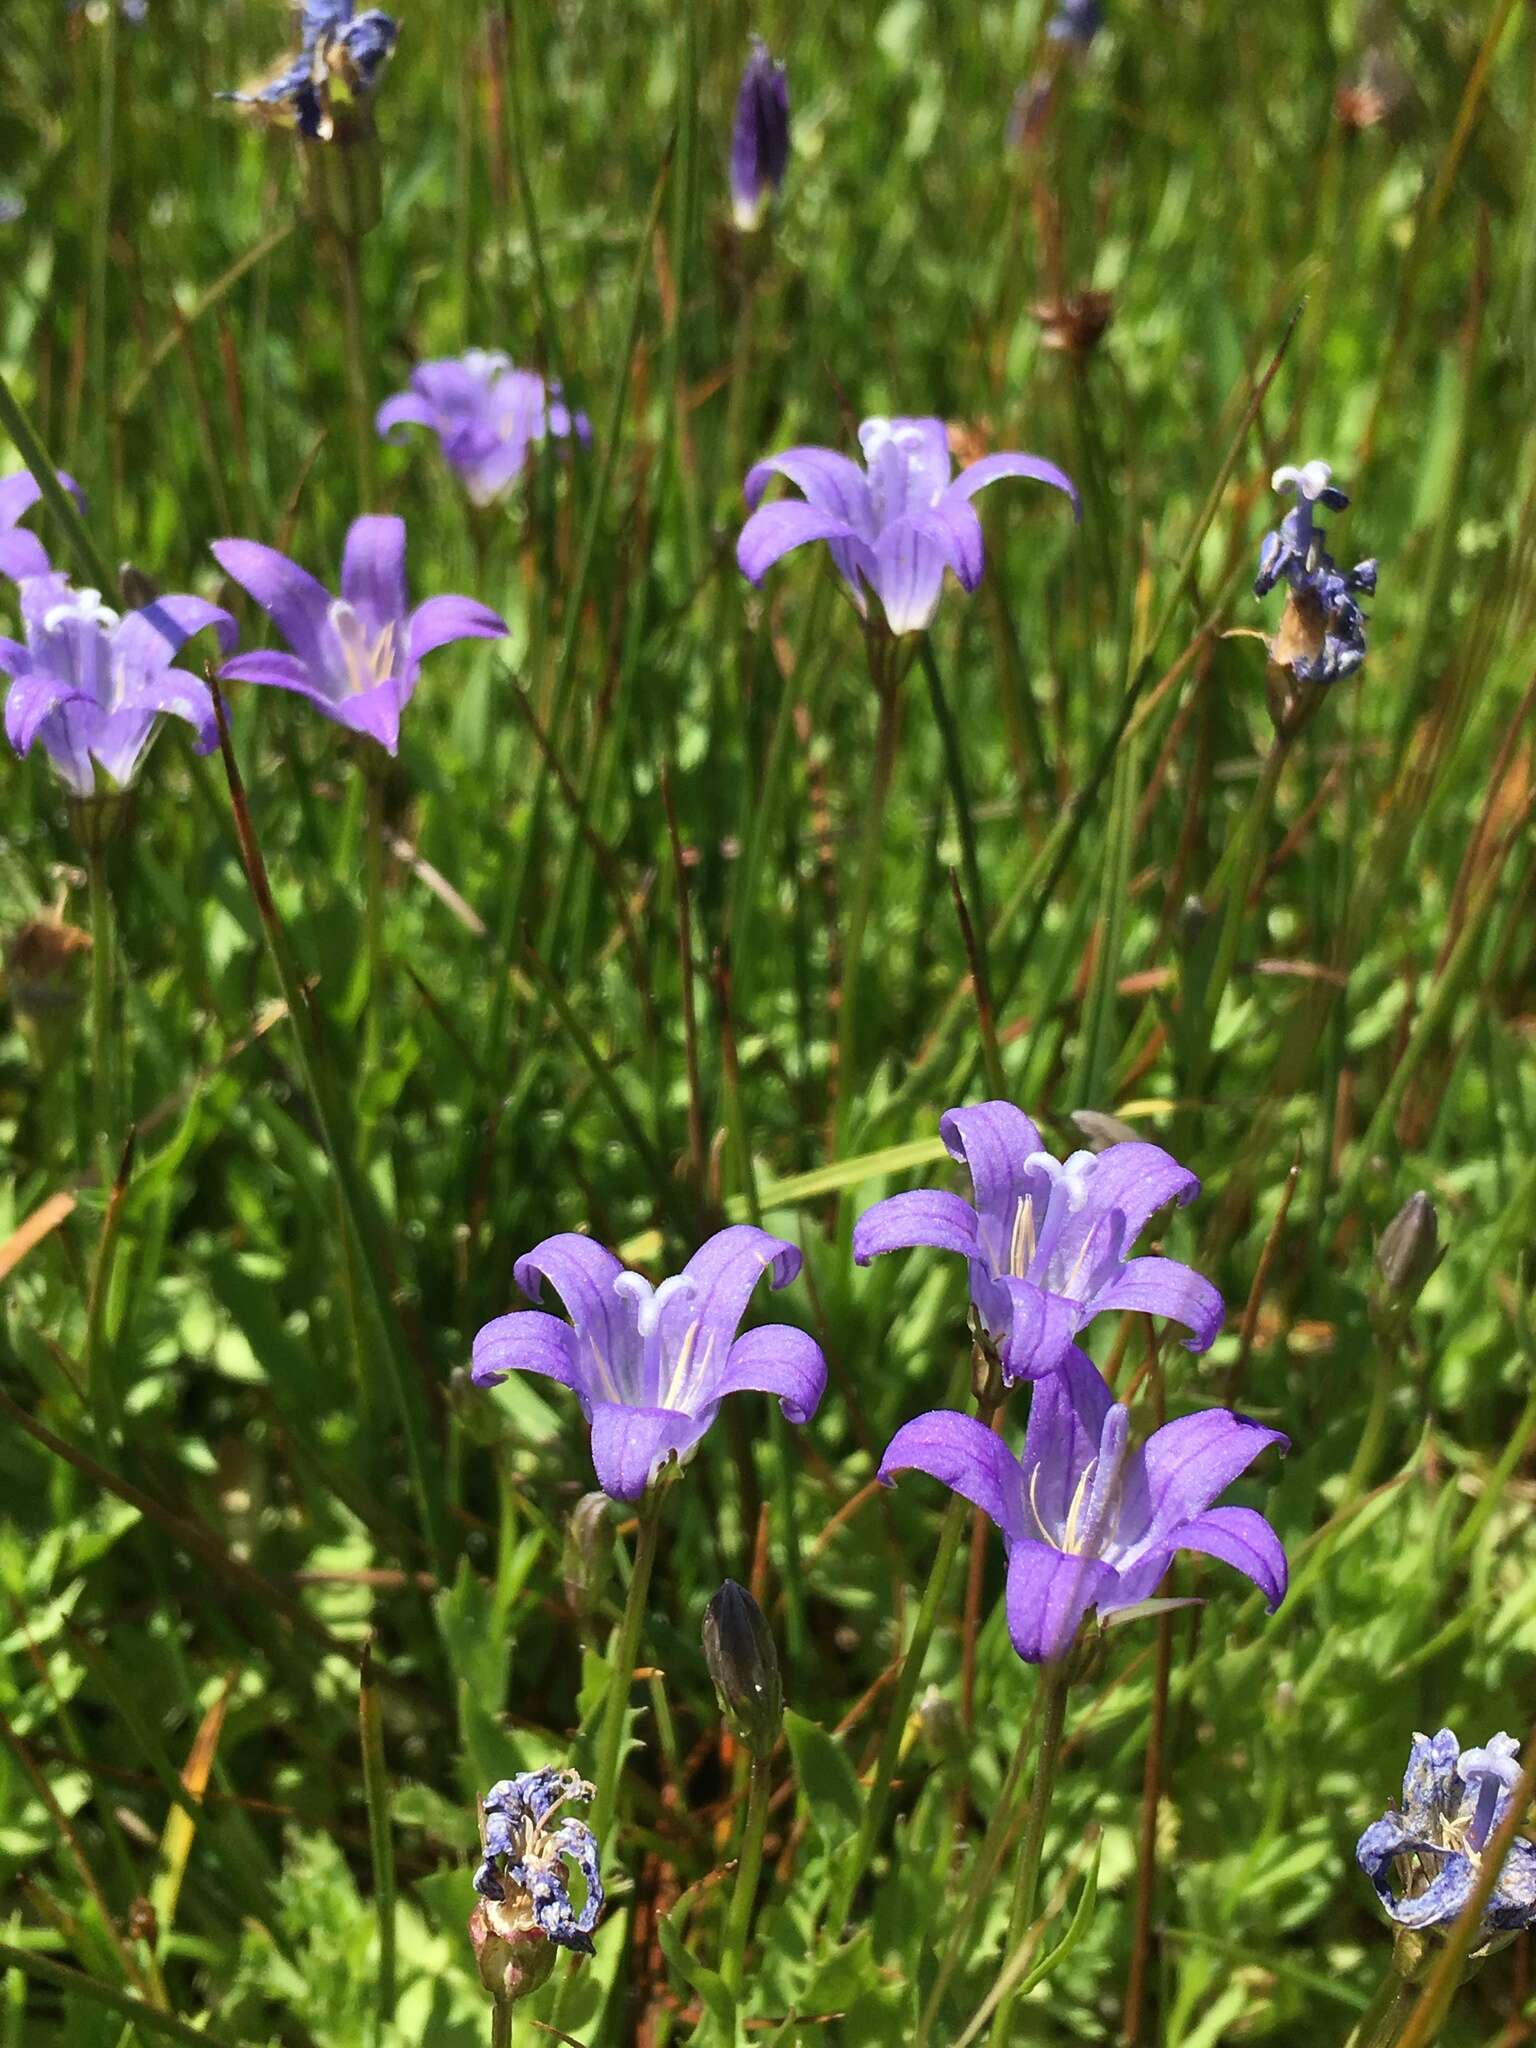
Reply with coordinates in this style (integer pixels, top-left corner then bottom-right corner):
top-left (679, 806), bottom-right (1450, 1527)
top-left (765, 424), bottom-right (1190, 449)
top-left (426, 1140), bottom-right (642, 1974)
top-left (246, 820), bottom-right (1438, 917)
top-left (43, 589), bottom-right (119, 634)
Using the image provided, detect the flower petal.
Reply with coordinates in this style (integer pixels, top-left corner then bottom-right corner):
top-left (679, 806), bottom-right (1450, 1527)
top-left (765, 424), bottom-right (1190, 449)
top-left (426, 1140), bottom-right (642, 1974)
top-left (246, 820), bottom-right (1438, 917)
top-left (944, 451), bottom-right (1082, 524)
top-left (471, 1309), bottom-right (579, 1391)
top-left (1085, 1255), bottom-right (1224, 1354)
top-left (1129, 1406), bottom-right (1289, 1546)
top-left (0, 468), bottom-right (81, 530)
top-left (1067, 1140), bottom-right (1201, 1241)
top-left (113, 595), bottom-right (238, 674)
top-left (737, 501), bottom-right (858, 585)
top-left (6, 671), bottom-right (89, 756)
top-left (870, 517), bottom-right (948, 635)
top-left (1019, 1346), bottom-right (1114, 1534)
top-left (928, 497), bottom-right (986, 591)
top-left (587, 1401), bottom-right (706, 1503)
top-left (994, 1276), bottom-right (1081, 1382)
top-left (938, 1101), bottom-right (1048, 1232)
top-left (513, 1233), bottom-right (634, 1408)
top-left (0, 530), bottom-right (51, 581)
top-left (851, 1189), bottom-right (980, 1266)
top-left (1004, 1538), bottom-right (1115, 1664)
top-left (375, 391), bottom-right (440, 440)
top-left (878, 1408), bottom-right (1027, 1542)
top-left (742, 447), bottom-right (873, 530)
top-left (219, 651), bottom-right (317, 691)
top-left (341, 515), bottom-right (408, 638)
top-left (211, 537), bottom-right (333, 671)
top-left (661, 1225), bottom-right (801, 1387)
top-left (407, 594), bottom-right (509, 665)
top-left (109, 663), bottom-right (218, 754)
top-left (713, 1323), bottom-right (826, 1425)
top-left (1173, 1505), bottom-right (1288, 1610)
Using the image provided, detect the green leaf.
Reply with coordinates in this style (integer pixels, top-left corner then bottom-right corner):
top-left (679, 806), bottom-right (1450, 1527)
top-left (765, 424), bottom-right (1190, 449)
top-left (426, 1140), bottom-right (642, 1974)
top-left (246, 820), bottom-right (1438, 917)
top-left (656, 1902), bottom-right (736, 2038)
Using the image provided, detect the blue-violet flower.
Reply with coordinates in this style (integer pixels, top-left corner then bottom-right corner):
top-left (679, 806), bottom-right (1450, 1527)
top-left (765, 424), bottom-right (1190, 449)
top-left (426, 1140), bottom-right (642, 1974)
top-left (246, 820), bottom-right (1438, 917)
top-left (731, 38), bottom-right (790, 231)
top-left (473, 1769), bottom-right (604, 1957)
top-left (377, 353), bottom-right (589, 508)
top-left (472, 1224), bottom-right (827, 1502)
top-left (1358, 1730), bottom-right (1536, 1952)
top-left (1254, 460), bottom-right (1376, 685)
top-left (0, 468), bottom-right (82, 583)
top-left (738, 418), bottom-right (1079, 635)
top-left (220, 1), bottom-right (397, 140)
top-left (853, 1101), bottom-right (1222, 1382)
top-left (880, 1348), bottom-right (1288, 1663)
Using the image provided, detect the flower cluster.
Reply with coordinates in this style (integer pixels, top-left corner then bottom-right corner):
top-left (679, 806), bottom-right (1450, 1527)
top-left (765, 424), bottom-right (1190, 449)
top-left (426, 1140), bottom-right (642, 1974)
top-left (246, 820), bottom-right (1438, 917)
top-left (1254, 460), bottom-right (1376, 686)
top-left (377, 353), bottom-right (589, 508)
top-left (1357, 1730), bottom-right (1536, 1953)
top-left (472, 1769), bottom-right (604, 1957)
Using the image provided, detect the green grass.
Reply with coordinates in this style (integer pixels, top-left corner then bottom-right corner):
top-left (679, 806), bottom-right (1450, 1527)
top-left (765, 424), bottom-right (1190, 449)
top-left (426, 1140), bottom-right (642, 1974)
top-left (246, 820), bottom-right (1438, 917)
top-left (3, 0), bottom-right (1536, 2042)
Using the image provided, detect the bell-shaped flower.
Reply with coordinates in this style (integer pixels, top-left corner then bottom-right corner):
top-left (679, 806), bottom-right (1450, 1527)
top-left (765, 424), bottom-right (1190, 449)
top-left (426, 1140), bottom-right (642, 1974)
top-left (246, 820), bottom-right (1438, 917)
top-left (471, 1224), bottom-right (827, 1502)
top-left (2, 573), bottom-right (235, 797)
top-left (0, 468), bottom-right (82, 582)
top-left (879, 1348), bottom-right (1288, 1664)
top-left (853, 1101), bottom-right (1222, 1382)
top-left (1357, 1730), bottom-right (1536, 1953)
top-left (730, 38), bottom-right (790, 231)
top-left (376, 352), bottom-right (589, 508)
top-left (211, 515), bottom-right (506, 755)
top-left (737, 416), bottom-right (1079, 636)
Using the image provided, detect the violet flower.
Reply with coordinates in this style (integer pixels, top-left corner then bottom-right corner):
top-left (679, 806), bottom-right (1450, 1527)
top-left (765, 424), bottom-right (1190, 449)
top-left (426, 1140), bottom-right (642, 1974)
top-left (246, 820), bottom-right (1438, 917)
top-left (731, 38), bottom-right (790, 231)
top-left (473, 1769), bottom-right (604, 1957)
top-left (1357, 1730), bottom-right (1536, 1952)
top-left (211, 515), bottom-right (506, 754)
top-left (1254, 460), bottom-right (1376, 685)
top-left (879, 1348), bottom-right (1287, 1663)
top-left (738, 416), bottom-right (1079, 635)
top-left (0, 469), bottom-right (82, 583)
top-left (471, 1225), bottom-right (827, 1503)
top-left (853, 1101), bottom-right (1222, 1383)
top-left (376, 353), bottom-right (589, 508)
top-left (2, 574), bottom-right (235, 797)
top-left (220, 1), bottom-right (397, 140)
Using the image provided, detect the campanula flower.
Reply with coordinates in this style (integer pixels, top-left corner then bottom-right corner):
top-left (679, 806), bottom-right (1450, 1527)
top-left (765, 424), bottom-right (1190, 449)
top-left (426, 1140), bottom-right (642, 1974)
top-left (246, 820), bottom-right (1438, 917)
top-left (1047, 0), bottom-right (1102, 45)
top-left (2, 574), bottom-right (235, 796)
top-left (880, 1348), bottom-right (1287, 1664)
top-left (220, 1), bottom-right (397, 141)
top-left (211, 516), bottom-right (506, 755)
top-left (738, 417), bottom-right (1079, 635)
top-left (471, 1225), bottom-right (827, 1502)
top-left (0, 469), bottom-right (82, 583)
top-left (1357, 1730), bottom-right (1536, 1952)
top-left (376, 353), bottom-right (589, 508)
top-left (731, 38), bottom-right (790, 231)
top-left (473, 1770), bottom-right (604, 1956)
top-left (853, 1101), bottom-right (1222, 1383)
top-left (1254, 460), bottom-right (1376, 685)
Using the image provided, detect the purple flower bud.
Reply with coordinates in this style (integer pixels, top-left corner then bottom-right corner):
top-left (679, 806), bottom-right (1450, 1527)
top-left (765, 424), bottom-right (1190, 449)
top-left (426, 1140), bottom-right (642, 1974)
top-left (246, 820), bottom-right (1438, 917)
top-left (731, 38), bottom-right (790, 232)
top-left (702, 1580), bottom-right (783, 1759)
top-left (1373, 1192), bottom-right (1442, 1315)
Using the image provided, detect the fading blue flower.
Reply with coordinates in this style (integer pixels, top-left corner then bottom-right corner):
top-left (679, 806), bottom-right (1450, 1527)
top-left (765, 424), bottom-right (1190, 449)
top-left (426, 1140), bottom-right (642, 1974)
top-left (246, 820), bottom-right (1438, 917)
top-left (220, 2), bottom-right (397, 140)
top-left (0, 469), bottom-right (82, 583)
top-left (738, 418), bottom-right (1079, 635)
top-left (1358, 1730), bottom-right (1536, 1952)
top-left (473, 1770), bottom-right (604, 1957)
top-left (1254, 460), bottom-right (1376, 685)
top-left (472, 1225), bottom-right (827, 1503)
top-left (731, 37), bottom-right (790, 231)
top-left (2, 574), bottom-right (235, 796)
top-left (1047, 0), bottom-right (1102, 46)
top-left (377, 353), bottom-right (589, 508)
top-left (853, 1101), bottom-right (1222, 1382)
top-left (880, 1349), bottom-right (1288, 1664)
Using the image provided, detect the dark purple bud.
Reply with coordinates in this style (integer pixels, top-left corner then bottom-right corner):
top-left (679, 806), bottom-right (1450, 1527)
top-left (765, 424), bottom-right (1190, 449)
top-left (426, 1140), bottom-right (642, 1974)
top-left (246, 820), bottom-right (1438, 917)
top-left (730, 38), bottom-right (790, 232)
top-left (702, 1580), bottom-right (783, 1758)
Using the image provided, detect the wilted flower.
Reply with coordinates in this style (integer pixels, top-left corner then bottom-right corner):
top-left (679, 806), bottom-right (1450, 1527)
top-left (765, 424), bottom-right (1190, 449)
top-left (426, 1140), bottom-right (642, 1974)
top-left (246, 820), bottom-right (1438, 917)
top-left (1254, 460), bottom-right (1376, 686)
top-left (738, 418), bottom-right (1078, 635)
top-left (1047, 0), bottom-right (1103, 46)
top-left (0, 469), bottom-right (82, 583)
top-left (702, 1580), bottom-right (783, 1759)
top-left (472, 1225), bottom-right (827, 1502)
top-left (1031, 289), bottom-right (1114, 355)
top-left (472, 1770), bottom-right (604, 1957)
top-left (1357, 1730), bottom-right (1536, 1953)
top-left (853, 1101), bottom-right (1222, 1383)
top-left (376, 354), bottom-right (589, 507)
top-left (2, 575), bottom-right (234, 796)
top-left (220, 1), bottom-right (398, 141)
top-left (4, 909), bottom-right (92, 1060)
top-left (880, 1349), bottom-right (1288, 1663)
top-left (211, 516), bottom-right (506, 755)
top-left (730, 37), bottom-right (790, 231)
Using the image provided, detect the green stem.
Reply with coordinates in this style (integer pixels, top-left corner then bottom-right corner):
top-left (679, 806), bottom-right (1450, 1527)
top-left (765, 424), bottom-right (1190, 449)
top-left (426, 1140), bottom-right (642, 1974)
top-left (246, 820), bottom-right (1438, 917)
top-left (719, 1754), bottom-right (772, 2002)
top-left (363, 762), bottom-right (386, 1091)
top-left (826, 1484), bottom-right (971, 1933)
top-left (1341, 1323), bottom-right (1401, 1506)
top-left (91, 0), bottom-right (118, 557)
top-left (335, 232), bottom-right (375, 504)
top-left (834, 679), bottom-right (902, 1146)
top-left (1345, 1962), bottom-right (1417, 2048)
top-left (590, 1494), bottom-right (665, 1846)
top-left (986, 1667), bottom-right (1071, 2048)
top-left (917, 635), bottom-right (988, 993)
top-left (490, 1995), bottom-right (513, 2048)
top-left (359, 1644), bottom-right (396, 2035)
top-left (86, 843), bottom-right (117, 1182)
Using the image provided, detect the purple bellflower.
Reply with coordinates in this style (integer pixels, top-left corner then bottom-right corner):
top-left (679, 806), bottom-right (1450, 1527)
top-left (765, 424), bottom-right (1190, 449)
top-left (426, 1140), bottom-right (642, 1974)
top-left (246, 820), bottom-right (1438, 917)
top-left (2, 574), bottom-right (235, 796)
top-left (853, 1101), bottom-right (1222, 1383)
top-left (1254, 460), bottom-right (1376, 685)
top-left (211, 516), bottom-right (506, 755)
top-left (738, 417), bottom-right (1079, 636)
top-left (473, 1769), bottom-right (604, 1957)
top-left (471, 1224), bottom-right (827, 1503)
top-left (731, 38), bottom-right (790, 231)
top-left (880, 1347), bottom-right (1288, 1664)
top-left (376, 353), bottom-right (589, 508)
top-left (0, 469), bottom-right (82, 583)
top-left (1357, 1731), bottom-right (1536, 1952)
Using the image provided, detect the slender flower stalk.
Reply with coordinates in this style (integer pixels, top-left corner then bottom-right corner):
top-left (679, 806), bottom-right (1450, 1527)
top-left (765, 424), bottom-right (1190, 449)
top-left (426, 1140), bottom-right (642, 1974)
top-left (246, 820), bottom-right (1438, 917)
top-left (589, 1494), bottom-right (665, 1846)
top-left (719, 1753), bottom-right (772, 2001)
top-left (986, 1666), bottom-right (1071, 2047)
top-left (85, 843), bottom-right (117, 1184)
top-left (833, 660), bottom-right (903, 1140)
top-left (1346, 1965), bottom-right (1417, 2048)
